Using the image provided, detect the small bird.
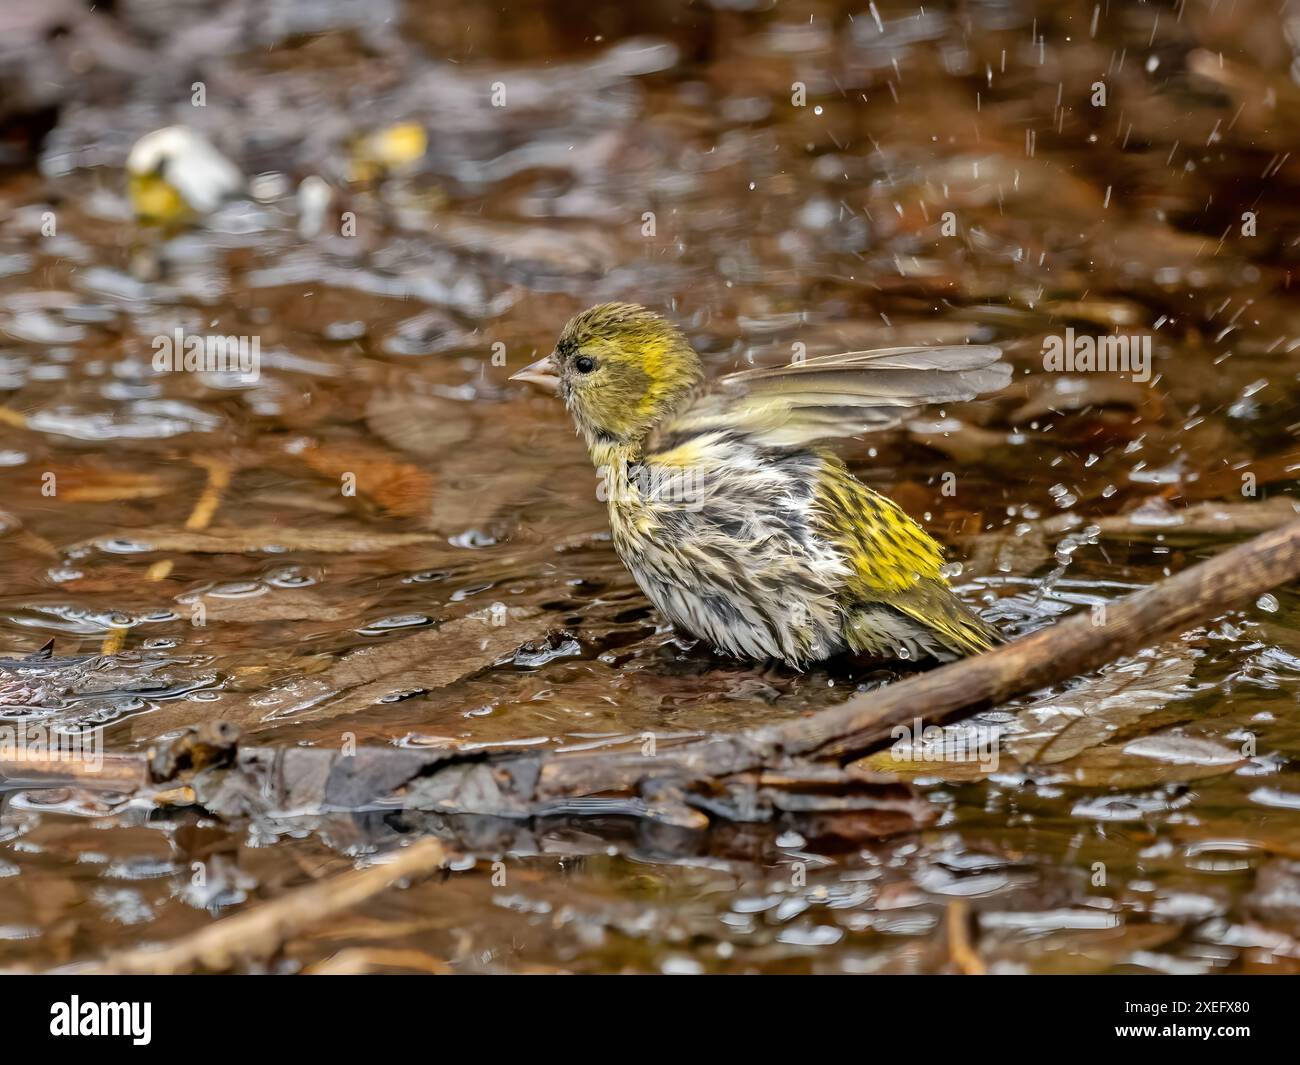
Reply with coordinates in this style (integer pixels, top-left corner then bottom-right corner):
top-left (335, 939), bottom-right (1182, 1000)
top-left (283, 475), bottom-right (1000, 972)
top-left (126, 127), bottom-right (244, 226)
top-left (512, 303), bottom-right (1009, 667)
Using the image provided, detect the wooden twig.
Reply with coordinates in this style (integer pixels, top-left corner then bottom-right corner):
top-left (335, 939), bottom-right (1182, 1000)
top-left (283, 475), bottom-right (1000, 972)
top-left (102, 456), bottom-right (232, 654)
top-left (303, 948), bottom-right (454, 976)
top-left (78, 838), bottom-right (449, 975)
top-left (946, 900), bottom-right (986, 975)
top-left (0, 746), bottom-right (148, 791)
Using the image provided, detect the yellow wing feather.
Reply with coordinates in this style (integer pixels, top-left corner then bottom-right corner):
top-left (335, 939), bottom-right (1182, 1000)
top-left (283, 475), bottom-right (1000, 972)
top-left (813, 455), bottom-right (999, 656)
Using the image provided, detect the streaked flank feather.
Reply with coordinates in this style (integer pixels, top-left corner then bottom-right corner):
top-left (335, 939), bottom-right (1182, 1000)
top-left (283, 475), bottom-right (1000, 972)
top-left (513, 302), bottom-right (1006, 666)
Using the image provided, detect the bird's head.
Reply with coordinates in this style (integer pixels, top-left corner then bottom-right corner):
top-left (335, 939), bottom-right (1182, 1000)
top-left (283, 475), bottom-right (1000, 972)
top-left (512, 303), bottom-right (703, 457)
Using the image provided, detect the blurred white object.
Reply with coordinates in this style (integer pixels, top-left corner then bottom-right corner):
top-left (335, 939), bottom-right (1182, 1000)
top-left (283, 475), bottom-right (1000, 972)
top-left (249, 171), bottom-right (290, 202)
top-left (127, 126), bottom-right (245, 215)
top-left (296, 175), bottom-right (334, 239)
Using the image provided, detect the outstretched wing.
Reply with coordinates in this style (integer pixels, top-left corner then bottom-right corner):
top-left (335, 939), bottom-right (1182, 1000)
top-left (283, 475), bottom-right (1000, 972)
top-left (656, 345), bottom-right (1009, 449)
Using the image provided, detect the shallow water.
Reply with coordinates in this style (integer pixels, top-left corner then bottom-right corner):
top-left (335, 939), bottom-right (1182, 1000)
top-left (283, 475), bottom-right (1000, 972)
top-left (0, 0), bottom-right (1299, 973)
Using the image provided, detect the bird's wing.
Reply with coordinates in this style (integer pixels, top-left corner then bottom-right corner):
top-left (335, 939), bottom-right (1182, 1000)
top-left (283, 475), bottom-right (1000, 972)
top-left (814, 456), bottom-right (1002, 657)
top-left (655, 345), bottom-right (1009, 449)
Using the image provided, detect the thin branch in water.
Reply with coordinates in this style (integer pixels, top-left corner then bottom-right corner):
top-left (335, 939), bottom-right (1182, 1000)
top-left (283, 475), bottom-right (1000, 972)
top-left (75, 838), bottom-right (450, 975)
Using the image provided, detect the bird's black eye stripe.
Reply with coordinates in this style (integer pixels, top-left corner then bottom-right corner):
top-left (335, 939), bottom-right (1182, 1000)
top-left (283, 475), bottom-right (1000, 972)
top-left (574, 355), bottom-right (596, 374)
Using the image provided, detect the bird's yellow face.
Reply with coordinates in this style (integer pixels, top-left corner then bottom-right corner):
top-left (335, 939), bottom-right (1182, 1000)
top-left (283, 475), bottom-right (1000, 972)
top-left (513, 303), bottom-right (703, 453)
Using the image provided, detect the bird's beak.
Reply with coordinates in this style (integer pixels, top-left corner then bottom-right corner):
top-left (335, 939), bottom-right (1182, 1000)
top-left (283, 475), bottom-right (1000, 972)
top-left (510, 353), bottom-right (560, 394)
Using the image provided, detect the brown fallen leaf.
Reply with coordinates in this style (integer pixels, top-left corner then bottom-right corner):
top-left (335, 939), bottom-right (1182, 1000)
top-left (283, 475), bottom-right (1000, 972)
top-left (1049, 735), bottom-right (1247, 789)
top-left (243, 490), bottom-right (352, 515)
top-left (860, 648), bottom-right (1201, 784)
top-left (1005, 648), bottom-right (1198, 766)
top-left (0, 510), bottom-right (59, 558)
top-left (1186, 49), bottom-right (1300, 151)
top-left (288, 440), bottom-right (437, 520)
top-left (365, 389), bottom-right (476, 460)
top-left (1189, 453), bottom-right (1300, 502)
top-left (979, 919), bottom-right (1184, 976)
top-left (962, 523), bottom-right (1050, 578)
top-left (176, 587), bottom-right (380, 623)
top-left (126, 605), bottom-right (548, 740)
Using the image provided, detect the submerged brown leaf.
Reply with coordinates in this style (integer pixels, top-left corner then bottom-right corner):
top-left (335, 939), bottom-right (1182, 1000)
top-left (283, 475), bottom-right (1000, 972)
top-left (289, 440), bottom-right (437, 521)
top-left (859, 648), bottom-right (1205, 786)
top-left (962, 523), bottom-right (1051, 578)
top-left (365, 389), bottom-right (476, 459)
top-left (127, 605), bottom-right (547, 740)
top-left (1005, 649), bottom-right (1198, 766)
top-left (176, 587), bottom-right (380, 623)
top-left (1051, 735), bottom-right (1247, 789)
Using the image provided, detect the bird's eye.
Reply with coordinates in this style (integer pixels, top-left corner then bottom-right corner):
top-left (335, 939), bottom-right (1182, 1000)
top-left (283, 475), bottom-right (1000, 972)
top-left (574, 355), bottom-right (596, 374)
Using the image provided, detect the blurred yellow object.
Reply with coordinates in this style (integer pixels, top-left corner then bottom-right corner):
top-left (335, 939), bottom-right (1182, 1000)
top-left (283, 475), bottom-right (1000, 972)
top-left (349, 122), bottom-right (428, 184)
top-left (126, 126), bottom-right (244, 225)
top-left (128, 172), bottom-right (192, 226)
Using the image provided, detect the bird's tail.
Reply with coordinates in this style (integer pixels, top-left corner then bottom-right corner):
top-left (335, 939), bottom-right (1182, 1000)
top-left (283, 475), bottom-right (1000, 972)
top-left (844, 580), bottom-right (1002, 662)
